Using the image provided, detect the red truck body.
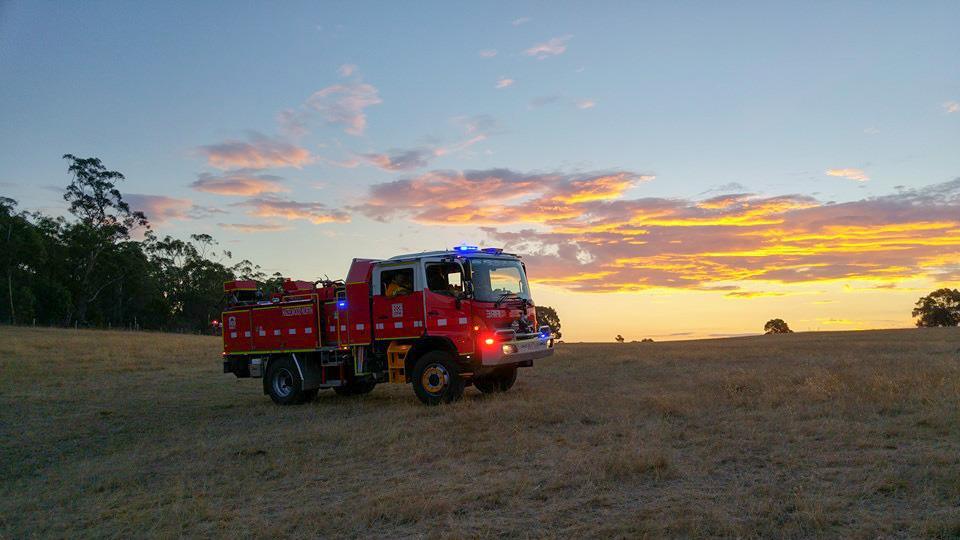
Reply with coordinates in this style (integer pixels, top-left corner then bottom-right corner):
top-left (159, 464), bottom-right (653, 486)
top-left (222, 247), bottom-right (555, 405)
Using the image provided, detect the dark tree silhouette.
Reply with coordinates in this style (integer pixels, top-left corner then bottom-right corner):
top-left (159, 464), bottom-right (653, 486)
top-left (764, 318), bottom-right (793, 334)
top-left (0, 154), bottom-right (279, 332)
top-left (535, 305), bottom-right (561, 338)
top-left (615, 334), bottom-right (625, 343)
top-left (61, 154), bottom-right (148, 323)
top-left (912, 288), bottom-right (960, 327)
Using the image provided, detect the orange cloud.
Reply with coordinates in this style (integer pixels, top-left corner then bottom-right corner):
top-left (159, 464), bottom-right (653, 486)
top-left (355, 169), bottom-right (652, 223)
top-left (218, 222), bottom-right (291, 233)
top-left (236, 196), bottom-right (350, 225)
top-left (825, 168), bottom-right (869, 182)
top-left (190, 170), bottom-right (287, 196)
top-left (358, 169), bottom-right (960, 293)
top-left (198, 133), bottom-right (312, 170)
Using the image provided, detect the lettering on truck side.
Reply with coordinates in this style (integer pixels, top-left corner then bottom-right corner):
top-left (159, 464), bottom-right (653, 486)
top-left (282, 306), bottom-right (314, 317)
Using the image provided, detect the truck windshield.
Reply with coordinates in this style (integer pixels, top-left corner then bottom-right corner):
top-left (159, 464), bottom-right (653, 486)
top-left (469, 258), bottom-right (531, 303)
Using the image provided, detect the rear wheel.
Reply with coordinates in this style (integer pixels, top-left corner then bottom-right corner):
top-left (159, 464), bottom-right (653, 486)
top-left (266, 356), bottom-right (310, 405)
top-left (334, 379), bottom-right (377, 396)
top-left (411, 351), bottom-right (464, 405)
top-left (474, 366), bottom-right (517, 394)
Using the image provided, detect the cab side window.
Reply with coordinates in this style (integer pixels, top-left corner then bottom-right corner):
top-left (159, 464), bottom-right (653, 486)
top-left (425, 263), bottom-right (463, 297)
top-left (381, 268), bottom-right (414, 297)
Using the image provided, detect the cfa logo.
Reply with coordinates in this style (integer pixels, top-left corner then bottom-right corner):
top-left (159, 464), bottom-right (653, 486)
top-left (228, 316), bottom-right (237, 330)
top-left (391, 303), bottom-right (403, 318)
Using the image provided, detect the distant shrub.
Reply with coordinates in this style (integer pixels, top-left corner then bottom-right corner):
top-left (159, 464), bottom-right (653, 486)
top-left (912, 288), bottom-right (960, 327)
top-left (764, 318), bottom-right (793, 334)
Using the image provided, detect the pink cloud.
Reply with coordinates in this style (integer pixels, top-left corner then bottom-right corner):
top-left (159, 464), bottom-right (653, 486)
top-left (235, 196), bottom-right (350, 224)
top-left (496, 77), bottom-right (515, 89)
top-left (126, 194), bottom-right (225, 224)
top-left (306, 82), bottom-right (382, 136)
top-left (524, 35), bottom-right (571, 59)
top-left (218, 222), bottom-right (291, 233)
top-left (190, 170), bottom-right (287, 196)
top-left (277, 109), bottom-right (309, 138)
top-left (197, 133), bottom-right (312, 170)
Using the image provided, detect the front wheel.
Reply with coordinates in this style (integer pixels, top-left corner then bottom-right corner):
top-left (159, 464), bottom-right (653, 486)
top-left (411, 351), bottom-right (465, 405)
top-left (474, 366), bottom-right (517, 394)
top-left (266, 356), bottom-right (311, 405)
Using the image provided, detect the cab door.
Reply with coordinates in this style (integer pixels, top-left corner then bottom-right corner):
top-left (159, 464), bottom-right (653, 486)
top-left (423, 259), bottom-right (473, 354)
top-left (372, 263), bottom-right (425, 340)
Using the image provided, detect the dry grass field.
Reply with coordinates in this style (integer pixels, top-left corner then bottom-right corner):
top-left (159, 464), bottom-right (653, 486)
top-left (1, 326), bottom-right (959, 538)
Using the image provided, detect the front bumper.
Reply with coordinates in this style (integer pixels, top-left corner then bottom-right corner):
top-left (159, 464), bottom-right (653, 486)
top-left (480, 334), bottom-right (555, 366)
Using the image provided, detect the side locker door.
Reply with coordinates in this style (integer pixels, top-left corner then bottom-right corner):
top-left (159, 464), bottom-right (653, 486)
top-left (223, 309), bottom-right (252, 353)
top-left (372, 263), bottom-right (425, 341)
top-left (423, 259), bottom-right (473, 354)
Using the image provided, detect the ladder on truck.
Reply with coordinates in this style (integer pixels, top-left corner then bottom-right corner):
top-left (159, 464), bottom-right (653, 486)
top-left (386, 343), bottom-right (411, 383)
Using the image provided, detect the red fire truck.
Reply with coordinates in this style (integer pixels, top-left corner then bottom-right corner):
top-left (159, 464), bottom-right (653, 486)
top-left (221, 246), bottom-right (555, 405)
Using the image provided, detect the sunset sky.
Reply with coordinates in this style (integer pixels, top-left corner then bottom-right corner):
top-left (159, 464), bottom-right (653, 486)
top-left (2, 2), bottom-right (959, 341)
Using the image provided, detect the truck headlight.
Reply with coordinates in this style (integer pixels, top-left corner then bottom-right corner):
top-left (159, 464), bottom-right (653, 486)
top-left (502, 344), bottom-right (518, 355)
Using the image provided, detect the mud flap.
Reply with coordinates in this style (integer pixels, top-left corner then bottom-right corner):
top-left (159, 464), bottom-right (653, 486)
top-left (292, 353), bottom-right (324, 390)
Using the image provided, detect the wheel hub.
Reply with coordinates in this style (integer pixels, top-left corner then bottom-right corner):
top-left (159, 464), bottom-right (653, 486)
top-left (272, 368), bottom-right (294, 397)
top-left (421, 364), bottom-right (449, 395)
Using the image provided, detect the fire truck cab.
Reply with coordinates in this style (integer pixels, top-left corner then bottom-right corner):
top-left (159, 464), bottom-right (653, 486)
top-left (221, 246), bottom-right (555, 405)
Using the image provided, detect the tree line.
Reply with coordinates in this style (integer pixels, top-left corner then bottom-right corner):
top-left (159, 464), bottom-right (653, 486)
top-left (0, 155), bottom-right (281, 332)
top-left (2, 155), bottom-right (566, 336)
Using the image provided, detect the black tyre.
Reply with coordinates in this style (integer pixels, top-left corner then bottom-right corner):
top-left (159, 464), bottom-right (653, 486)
top-left (265, 356), bottom-right (310, 405)
top-left (333, 379), bottom-right (377, 396)
top-left (411, 351), bottom-right (465, 405)
top-left (474, 366), bottom-right (518, 394)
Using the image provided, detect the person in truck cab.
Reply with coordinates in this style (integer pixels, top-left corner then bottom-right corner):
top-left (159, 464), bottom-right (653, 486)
top-left (386, 273), bottom-right (412, 297)
top-left (426, 265), bottom-right (453, 296)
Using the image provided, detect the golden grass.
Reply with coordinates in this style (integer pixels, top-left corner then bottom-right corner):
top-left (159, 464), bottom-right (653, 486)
top-left (1, 326), bottom-right (959, 537)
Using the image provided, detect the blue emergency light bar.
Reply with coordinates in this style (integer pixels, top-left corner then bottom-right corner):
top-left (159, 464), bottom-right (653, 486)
top-left (453, 244), bottom-right (479, 253)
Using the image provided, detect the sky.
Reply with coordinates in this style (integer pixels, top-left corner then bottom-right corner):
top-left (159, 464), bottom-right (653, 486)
top-left (1, 1), bottom-right (959, 341)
